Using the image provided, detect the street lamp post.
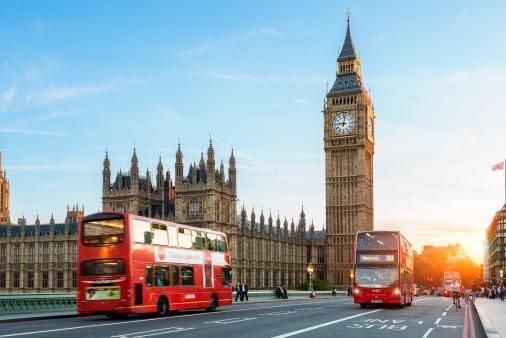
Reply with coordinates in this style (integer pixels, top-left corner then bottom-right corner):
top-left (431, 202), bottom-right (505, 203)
top-left (307, 265), bottom-right (314, 294)
top-left (349, 270), bottom-right (354, 296)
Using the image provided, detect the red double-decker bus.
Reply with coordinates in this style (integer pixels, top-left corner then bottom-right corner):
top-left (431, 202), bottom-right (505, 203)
top-left (77, 212), bottom-right (232, 317)
top-left (353, 231), bottom-right (414, 308)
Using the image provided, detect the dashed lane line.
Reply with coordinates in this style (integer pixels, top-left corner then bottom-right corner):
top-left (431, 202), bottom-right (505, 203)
top-left (434, 318), bottom-right (441, 325)
top-left (418, 321), bottom-right (423, 325)
top-left (111, 327), bottom-right (194, 338)
top-left (271, 309), bottom-right (382, 338)
top-left (422, 327), bottom-right (434, 338)
top-left (442, 311), bottom-right (447, 316)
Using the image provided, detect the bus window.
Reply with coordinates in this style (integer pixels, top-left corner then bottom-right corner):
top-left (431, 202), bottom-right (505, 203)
top-left (178, 228), bottom-right (192, 249)
top-left (81, 259), bottom-right (125, 276)
top-left (181, 266), bottom-right (194, 286)
top-left (151, 223), bottom-right (168, 246)
top-left (222, 267), bottom-right (232, 285)
top-left (82, 217), bottom-right (124, 246)
top-left (216, 235), bottom-right (226, 252)
top-left (167, 225), bottom-right (178, 247)
top-left (154, 266), bottom-right (170, 287)
top-left (206, 233), bottom-right (217, 251)
top-left (192, 231), bottom-right (206, 250)
top-left (146, 266), bottom-right (153, 287)
top-left (171, 265), bottom-right (180, 286)
top-left (133, 220), bottom-right (151, 243)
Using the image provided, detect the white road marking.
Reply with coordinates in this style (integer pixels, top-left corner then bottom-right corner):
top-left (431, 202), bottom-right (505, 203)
top-left (418, 321), bottom-right (423, 325)
top-left (0, 299), bottom-right (340, 337)
top-left (271, 309), bottom-right (382, 338)
top-left (422, 327), bottom-right (433, 338)
top-left (111, 327), bottom-right (192, 338)
top-left (442, 311), bottom-right (447, 316)
top-left (434, 318), bottom-right (441, 324)
top-left (437, 325), bottom-right (462, 329)
top-left (130, 327), bottom-right (194, 338)
top-left (205, 317), bottom-right (256, 325)
top-left (259, 311), bottom-right (297, 316)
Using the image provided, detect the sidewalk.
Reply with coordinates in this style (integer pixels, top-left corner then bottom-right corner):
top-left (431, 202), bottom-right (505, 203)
top-left (0, 311), bottom-right (79, 323)
top-left (475, 297), bottom-right (506, 338)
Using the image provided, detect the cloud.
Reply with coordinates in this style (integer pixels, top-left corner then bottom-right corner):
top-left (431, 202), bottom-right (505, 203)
top-left (0, 128), bottom-right (66, 136)
top-left (36, 82), bottom-right (116, 104)
top-left (32, 111), bottom-right (75, 121)
top-left (0, 86), bottom-right (17, 112)
top-left (10, 163), bottom-right (92, 172)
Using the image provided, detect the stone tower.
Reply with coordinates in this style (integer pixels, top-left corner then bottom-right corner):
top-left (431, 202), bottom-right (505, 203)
top-left (0, 152), bottom-right (10, 224)
top-left (102, 148), bottom-right (175, 218)
top-left (324, 17), bottom-right (374, 288)
top-left (174, 140), bottom-right (237, 232)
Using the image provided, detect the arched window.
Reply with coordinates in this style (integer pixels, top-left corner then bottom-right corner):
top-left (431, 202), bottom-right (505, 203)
top-left (190, 199), bottom-right (200, 216)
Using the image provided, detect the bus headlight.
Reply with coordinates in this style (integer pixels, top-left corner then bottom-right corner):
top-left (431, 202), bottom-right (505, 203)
top-left (394, 288), bottom-right (401, 295)
top-left (354, 288), bottom-right (360, 295)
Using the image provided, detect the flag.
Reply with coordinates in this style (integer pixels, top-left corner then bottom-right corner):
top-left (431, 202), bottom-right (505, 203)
top-left (492, 161), bottom-right (505, 171)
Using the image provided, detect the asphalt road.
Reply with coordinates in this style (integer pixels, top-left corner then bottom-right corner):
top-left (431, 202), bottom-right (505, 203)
top-left (0, 296), bottom-right (485, 338)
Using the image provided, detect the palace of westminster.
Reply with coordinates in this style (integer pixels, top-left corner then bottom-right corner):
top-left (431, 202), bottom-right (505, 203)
top-left (0, 18), bottom-right (374, 293)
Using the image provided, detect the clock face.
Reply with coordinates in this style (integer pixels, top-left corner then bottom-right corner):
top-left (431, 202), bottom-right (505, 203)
top-left (332, 112), bottom-right (355, 135)
top-left (367, 115), bottom-right (374, 139)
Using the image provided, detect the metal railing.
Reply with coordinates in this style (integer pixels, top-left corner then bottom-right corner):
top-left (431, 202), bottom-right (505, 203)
top-left (0, 293), bottom-right (76, 315)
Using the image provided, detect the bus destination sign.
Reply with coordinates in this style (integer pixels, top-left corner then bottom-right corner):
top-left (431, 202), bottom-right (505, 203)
top-left (358, 254), bottom-right (396, 264)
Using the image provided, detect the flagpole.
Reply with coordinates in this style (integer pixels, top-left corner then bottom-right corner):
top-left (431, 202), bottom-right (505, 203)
top-left (504, 158), bottom-right (506, 203)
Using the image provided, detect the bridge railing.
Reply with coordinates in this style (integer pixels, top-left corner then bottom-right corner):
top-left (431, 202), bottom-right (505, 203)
top-left (0, 293), bottom-right (76, 315)
top-left (0, 290), bottom-right (347, 315)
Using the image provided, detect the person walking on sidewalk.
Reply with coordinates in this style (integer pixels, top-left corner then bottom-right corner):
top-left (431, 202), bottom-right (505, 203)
top-left (234, 282), bottom-right (242, 302)
top-left (242, 281), bottom-right (249, 301)
top-left (500, 284), bottom-right (505, 301)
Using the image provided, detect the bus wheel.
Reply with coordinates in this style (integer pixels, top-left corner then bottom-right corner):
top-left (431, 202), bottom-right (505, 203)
top-left (206, 296), bottom-right (218, 312)
top-left (360, 303), bottom-right (366, 308)
top-left (157, 297), bottom-right (169, 317)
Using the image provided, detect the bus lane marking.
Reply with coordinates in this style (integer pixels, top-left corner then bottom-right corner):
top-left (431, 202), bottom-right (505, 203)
top-left (271, 309), bottom-right (382, 338)
top-left (111, 327), bottom-right (194, 338)
top-left (346, 319), bottom-right (407, 331)
top-left (0, 300), bottom-right (340, 338)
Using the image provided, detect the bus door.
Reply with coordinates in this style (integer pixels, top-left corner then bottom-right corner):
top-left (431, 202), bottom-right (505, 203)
top-left (204, 252), bottom-right (213, 288)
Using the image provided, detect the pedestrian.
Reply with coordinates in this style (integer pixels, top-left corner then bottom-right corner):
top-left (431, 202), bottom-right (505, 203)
top-left (500, 284), bottom-right (505, 302)
top-left (283, 285), bottom-right (288, 299)
top-left (332, 287), bottom-right (337, 297)
top-left (275, 286), bottom-right (281, 299)
top-left (242, 281), bottom-right (249, 301)
top-left (234, 282), bottom-right (242, 302)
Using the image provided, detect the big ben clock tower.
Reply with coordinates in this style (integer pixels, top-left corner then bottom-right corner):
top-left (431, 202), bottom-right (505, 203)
top-left (324, 17), bottom-right (374, 288)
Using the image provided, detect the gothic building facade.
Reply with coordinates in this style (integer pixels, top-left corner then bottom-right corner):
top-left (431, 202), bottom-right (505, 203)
top-left (102, 141), bottom-right (327, 289)
top-left (102, 149), bottom-right (175, 219)
top-left (0, 152), bottom-right (10, 224)
top-left (324, 18), bottom-right (375, 287)
top-left (0, 206), bottom-right (82, 293)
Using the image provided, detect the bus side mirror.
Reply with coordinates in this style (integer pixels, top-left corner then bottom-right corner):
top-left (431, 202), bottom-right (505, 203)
top-left (144, 231), bottom-right (154, 244)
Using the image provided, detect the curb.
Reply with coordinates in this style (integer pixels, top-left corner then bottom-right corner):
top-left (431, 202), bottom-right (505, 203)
top-left (474, 300), bottom-right (502, 338)
top-left (0, 313), bottom-right (82, 324)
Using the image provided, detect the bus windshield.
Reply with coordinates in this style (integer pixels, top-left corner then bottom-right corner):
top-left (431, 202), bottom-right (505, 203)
top-left (355, 267), bottom-right (399, 288)
top-left (357, 232), bottom-right (398, 251)
top-left (83, 217), bottom-right (125, 246)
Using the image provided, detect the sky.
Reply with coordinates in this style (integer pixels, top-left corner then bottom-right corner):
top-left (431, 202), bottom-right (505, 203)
top-left (1, 0), bottom-right (506, 262)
